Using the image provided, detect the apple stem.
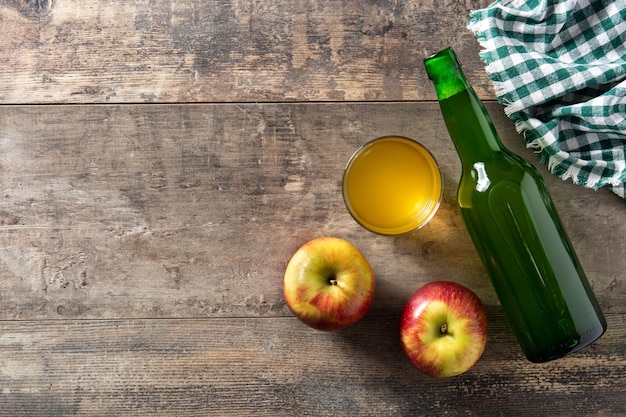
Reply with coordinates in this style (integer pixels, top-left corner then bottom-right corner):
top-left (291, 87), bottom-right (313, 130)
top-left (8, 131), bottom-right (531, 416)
top-left (440, 323), bottom-right (448, 335)
top-left (329, 278), bottom-right (338, 286)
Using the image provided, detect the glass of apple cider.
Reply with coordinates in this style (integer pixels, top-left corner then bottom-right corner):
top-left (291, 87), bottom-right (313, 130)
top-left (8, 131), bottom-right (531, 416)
top-left (342, 136), bottom-right (443, 235)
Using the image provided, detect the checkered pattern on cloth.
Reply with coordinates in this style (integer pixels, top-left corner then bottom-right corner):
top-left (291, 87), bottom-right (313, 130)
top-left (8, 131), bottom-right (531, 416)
top-left (467, 0), bottom-right (626, 199)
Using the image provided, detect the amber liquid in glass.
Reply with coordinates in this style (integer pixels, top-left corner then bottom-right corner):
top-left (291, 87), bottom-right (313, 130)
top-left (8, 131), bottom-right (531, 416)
top-left (343, 136), bottom-right (442, 235)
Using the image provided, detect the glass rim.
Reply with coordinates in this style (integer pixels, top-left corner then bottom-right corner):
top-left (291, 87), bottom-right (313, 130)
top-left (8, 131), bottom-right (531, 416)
top-left (342, 135), bottom-right (443, 236)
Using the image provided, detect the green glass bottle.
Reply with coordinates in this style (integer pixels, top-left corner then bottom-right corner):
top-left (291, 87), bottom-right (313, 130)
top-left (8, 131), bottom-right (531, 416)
top-left (424, 47), bottom-right (606, 363)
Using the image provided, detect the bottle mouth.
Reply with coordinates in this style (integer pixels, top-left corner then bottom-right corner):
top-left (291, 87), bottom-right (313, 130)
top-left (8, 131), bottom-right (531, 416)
top-left (423, 47), bottom-right (466, 100)
top-left (424, 47), bottom-right (461, 79)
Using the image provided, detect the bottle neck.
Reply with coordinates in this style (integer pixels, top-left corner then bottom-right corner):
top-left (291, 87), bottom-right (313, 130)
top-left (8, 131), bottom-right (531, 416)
top-left (424, 48), bottom-right (504, 165)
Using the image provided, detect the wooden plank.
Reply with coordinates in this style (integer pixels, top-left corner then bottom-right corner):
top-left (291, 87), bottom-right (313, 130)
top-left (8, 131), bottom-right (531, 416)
top-left (0, 0), bottom-right (496, 104)
top-left (1, 314), bottom-right (625, 416)
top-left (0, 103), bottom-right (623, 320)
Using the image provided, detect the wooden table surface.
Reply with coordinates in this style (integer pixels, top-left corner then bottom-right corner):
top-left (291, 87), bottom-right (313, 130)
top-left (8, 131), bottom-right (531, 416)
top-left (1, 1), bottom-right (625, 415)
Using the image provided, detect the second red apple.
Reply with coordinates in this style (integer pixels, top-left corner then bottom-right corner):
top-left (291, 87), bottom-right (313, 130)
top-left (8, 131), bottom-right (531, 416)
top-left (399, 280), bottom-right (488, 377)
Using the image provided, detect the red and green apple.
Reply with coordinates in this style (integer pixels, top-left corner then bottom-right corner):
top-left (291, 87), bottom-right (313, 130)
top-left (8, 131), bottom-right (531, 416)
top-left (399, 280), bottom-right (488, 377)
top-left (283, 237), bottom-right (375, 331)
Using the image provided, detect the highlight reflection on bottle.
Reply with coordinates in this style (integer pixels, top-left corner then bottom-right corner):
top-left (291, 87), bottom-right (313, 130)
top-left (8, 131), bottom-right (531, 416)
top-left (424, 48), bottom-right (606, 362)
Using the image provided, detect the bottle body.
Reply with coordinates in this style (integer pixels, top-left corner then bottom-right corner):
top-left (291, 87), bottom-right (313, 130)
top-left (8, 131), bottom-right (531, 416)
top-left (425, 48), bottom-right (606, 362)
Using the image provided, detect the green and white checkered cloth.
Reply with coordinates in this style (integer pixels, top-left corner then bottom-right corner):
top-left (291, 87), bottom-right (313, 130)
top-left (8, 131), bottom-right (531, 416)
top-left (468, 0), bottom-right (626, 199)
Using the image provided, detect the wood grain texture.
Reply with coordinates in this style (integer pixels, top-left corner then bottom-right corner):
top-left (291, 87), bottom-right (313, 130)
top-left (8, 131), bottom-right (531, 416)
top-left (0, 103), bottom-right (623, 321)
top-left (1, 313), bottom-right (626, 416)
top-left (2, 0), bottom-right (626, 414)
top-left (0, 0), bottom-right (495, 104)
